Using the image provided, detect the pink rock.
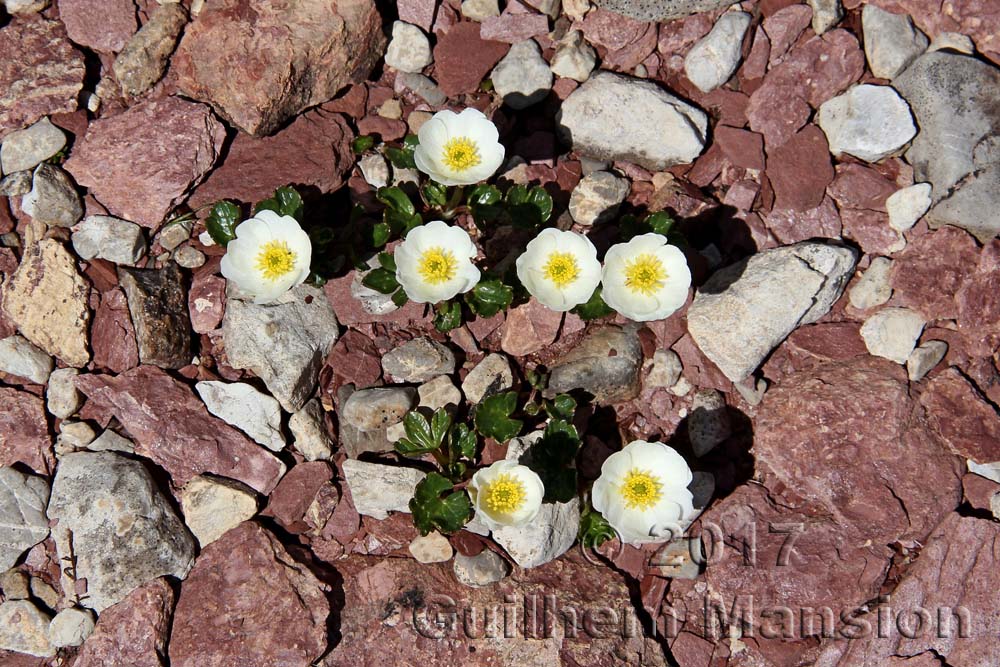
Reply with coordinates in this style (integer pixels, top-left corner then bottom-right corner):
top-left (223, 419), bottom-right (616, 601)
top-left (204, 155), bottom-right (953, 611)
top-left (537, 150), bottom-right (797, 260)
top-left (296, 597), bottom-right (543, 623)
top-left (75, 366), bottom-right (286, 494)
top-left (356, 115), bottom-right (408, 142)
top-left (764, 196), bottom-right (842, 244)
top-left (890, 227), bottom-right (980, 321)
top-left (747, 90), bottom-right (810, 149)
top-left (827, 163), bottom-right (896, 211)
top-left (65, 97), bottom-right (225, 229)
top-left (963, 472), bottom-right (1000, 512)
top-left (398, 0), bottom-right (438, 31)
top-left (867, 0), bottom-right (1000, 66)
top-left (740, 25), bottom-right (771, 81)
top-left (58, 0), bottom-right (138, 53)
top-left (0, 387), bottom-right (52, 475)
top-left (91, 287), bottom-right (141, 373)
top-left (321, 269), bottom-right (429, 329)
top-left (263, 461), bottom-right (335, 535)
top-left (169, 522), bottom-right (330, 667)
top-left (500, 297), bottom-right (562, 357)
top-left (322, 330), bottom-right (383, 394)
top-left (172, 0), bottom-right (384, 136)
top-left (73, 578), bottom-right (175, 667)
top-left (762, 4), bottom-right (813, 67)
top-left (656, 11), bottom-right (714, 76)
top-left (671, 332), bottom-right (730, 392)
top-left (766, 125), bottom-right (834, 211)
top-left (762, 321), bottom-right (867, 378)
top-left (433, 22), bottom-right (509, 97)
top-left (480, 11), bottom-right (549, 43)
top-left (840, 208), bottom-right (900, 255)
top-left (600, 21), bottom-right (658, 72)
top-left (957, 240), bottom-right (1000, 355)
top-left (714, 125), bottom-right (765, 171)
top-left (698, 88), bottom-right (749, 127)
top-left (188, 272), bottom-right (226, 334)
top-left (920, 368), bottom-right (1000, 465)
top-left (722, 179), bottom-right (760, 211)
top-left (0, 18), bottom-right (85, 139)
top-left (579, 8), bottom-right (648, 53)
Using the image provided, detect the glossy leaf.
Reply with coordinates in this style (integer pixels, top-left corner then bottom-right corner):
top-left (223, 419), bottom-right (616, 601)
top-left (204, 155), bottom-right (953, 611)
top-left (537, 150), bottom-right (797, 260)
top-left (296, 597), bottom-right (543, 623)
top-left (466, 279), bottom-right (513, 318)
top-left (362, 267), bottom-right (399, 294)
top-left (645, 211), bottom-right (676, 236)
top-left (473, 391), bottom-right (522, 443)
top-left (255, 185), bottom-right (304, 222)
top-left (205, 200), bottom-right (240, 246)
top-left (377, 186), bottom-right (417, 216)
top-left (545, 394), bottom-right (577, 421)
top-left (579, 506), bottom-right (616, 549)
top-left (434, 301), bottom-right (463, 332)
top-left (422, 181), bottom-right (448, 208)
top-left (409, 473), bottom-right (473, 536)
top-left (351, 135), bottom-right (375, 154)
top-left (572, 286), bottom-right (615, 320)
top-left (385, 145), bottom-right (416, 170)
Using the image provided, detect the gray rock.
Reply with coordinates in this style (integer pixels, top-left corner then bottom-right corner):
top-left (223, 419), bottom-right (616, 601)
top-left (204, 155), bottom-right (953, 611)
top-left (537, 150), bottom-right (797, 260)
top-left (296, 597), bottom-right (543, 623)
top-left (21, 163), bottom-right (83, 228)
top-left (929, 31), bottom-right (975, 54)
top-left (688, 389), bottom-right (731, 456)
top-left (644, 349), bottom-right (682, 389)
top-left (547, 325), bottom-right (643, 403)
top-left (0, 117), bottom-right (65, 174)
top-left (491, 39), bottom-right (553, 110)
top-left (408, 531), bottom-right (453, 563)
top-left (358, 153), bottom-right (389, 189)
top-left (157, 218), bottom-right (192, 251)
top-left (0, 170), bottom-right (33, 196)
top-left (178, 475), bottom-right (258, 547)
top-left (453, 549), bottom-right (510, 587)
top-left (48, 607), bottom-right (95, 648)
top-left (382, 337), bottom-right (456, 383)
top-left (86, 429), bottom-right (135, 454)
top-left (461, 0), bottom-right (500, 21)
top-left (289, 399), bottom-right (334, 462)
top-left (733, 376), bottom-right (767, 406)
top-left (817, 84), bottom-right (917, 162)
top-left (807, 0), bottom-right (843, 34)
top-left (557, 72), bottom-right (707, 169)
top-left (0, 468), bottom-right (50, 572)
top-left (886, 183), bottom-right (932, 232)
top-left (395, 72), bottom-right (447, 106)
top-left (927, 164), bottom-right (1000, 243)
top-left (906, 339), bottom-right (948, 382)
top-left (687, 242), bottom-right (858, 382)
top-left (492, 496), bottom-right (580, 569)
top-left (649, 538), bottom-right (703, 579)
top-left (683, 12), bottom-right (751, 93)
top-left (385, 21), bottom-right (432, 73)
top-left (461, 353), bottom-right (514, 404)
top-left (0, 334), bottom-right (53, 384)
top-left (195, 381), bottom-right (285, 452)
top-left (48, 451), bottom-right (196, 612)
top-left (222, 284), bottom-right (340, 412)
top-left (113, 2), bottom-right (189, 96)
top-left (118, 263), bottom-right (192, 369)
top-left (568, 170), bottom-right (629, 226)
top-left (341, 459), bottom-right (425, 520)
top-left (3, 0), bottom-right (49, 13)
top-left (594, 0), bottom-right (734, 21)
top-left (848, 256), bottom-right (894, 310)
top-left (418, 375), bottom-right (462, 412)
top-left (550, 30), bottom-right (596, 83)
top-left (0, 601), bottom-right (54, 657)
top-left (860, 307), bottom-right (925, 364)
top-left (71, 215), bottom-right (147, 265)
top-left (174, 245), bottom-right (205, 268)
top-left (0, 569), bottom-right (30, 599)
top-left (55, 420), bottom-right (97, 454)
top-left (339, 386), bottom-right (417, 458)
top-left (861, 5), bottom-right (928, 80)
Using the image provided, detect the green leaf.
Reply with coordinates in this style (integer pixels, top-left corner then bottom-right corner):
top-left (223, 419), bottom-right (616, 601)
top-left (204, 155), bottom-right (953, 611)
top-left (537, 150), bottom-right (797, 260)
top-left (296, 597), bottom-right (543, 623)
top-left (467, 184), bottom-right (502, 207)
top-left (430, 409), bottom-right (452, 447)
top-left (473, 392), bottom-right (523, 443)
top-left (385, 207), bottom-right (423, 237)
top-left (422, 181), bottom-right (448, 208)
top-left (385, 145), bottom-right (416, 170)
top-left (377, 186), bottom-right (417, 216)
top-left (572, 286), bottom-right (615, 321)
top-left (206, 200), bottom-right (241, 246)
top-left (447, 422), bottom-right (478, 462)
top-left (434, 301), bottom-right (463, 332)
top-left (377, 252), bottom-right (397, 271)
top-left (371, 221), bottom-right (391, 248)
top-left (579, 506), bottom-right (616, 549)
top-left (352, 135), bottom-right (375, 154)
top-left (391, 289), bottom-right (409, 307)
top-left (466, 279), bottom-right (513, 318)
top-left (409, 473), bottom-right (473, 536)
top-left (645, 211), bottom-right (676, 236)
top-left (403, 134), bottom-right (420, 148)
top-left (506, 185), bottom-right (553, 228)
top-left (530, 419), bottom-right (581, 503)
top-left (527, 186), bottom-right (553, 223)
top-left (255, 186), bottom-right (304, 222)
top-left (545, 394), bottom-right (577, 421)
top-left (361, 267), bottom-right (399, 294)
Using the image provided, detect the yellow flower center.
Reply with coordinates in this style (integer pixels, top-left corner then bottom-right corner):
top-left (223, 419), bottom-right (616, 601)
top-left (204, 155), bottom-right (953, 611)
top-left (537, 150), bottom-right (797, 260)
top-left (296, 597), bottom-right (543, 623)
top-left (483, 473), bottom-right (527, 514)
top-left (619, 468), bottom-right (663, 510)
top-left (441, 137), bottom-right (482, 172)
top-left (255, 240), bottom-right (297, 281)
top-left (623, 253), bottom-right (667, 296)
top-left (542, 251), bottom-right (580, 288)
top-left (417, 246), bottom-right (458, 284)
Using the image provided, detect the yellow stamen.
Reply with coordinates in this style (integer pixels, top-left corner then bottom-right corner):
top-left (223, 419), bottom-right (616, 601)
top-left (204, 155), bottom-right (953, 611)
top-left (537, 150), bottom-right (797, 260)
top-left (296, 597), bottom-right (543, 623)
top-left (483, 473), bottom-right (527, 514)
top-left (417, 246), bottom-right (458, 284)
top-left (255, 240), bottom-right (297, 281)
top-left (623, 253), bottom-right (667, 296)
top-left (619, 468), bottom-right (663, 510)
top-left (441, 137), bottom-right (482, 172)
top-left (542, 251), bottom-right (580, 288)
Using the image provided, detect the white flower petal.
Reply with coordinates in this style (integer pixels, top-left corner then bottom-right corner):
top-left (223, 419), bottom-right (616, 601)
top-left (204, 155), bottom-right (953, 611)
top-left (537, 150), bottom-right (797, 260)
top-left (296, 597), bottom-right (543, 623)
top-left (220, 211), bottom-right (313, 304)
top-left (412, 108), bottom-right (505, 185)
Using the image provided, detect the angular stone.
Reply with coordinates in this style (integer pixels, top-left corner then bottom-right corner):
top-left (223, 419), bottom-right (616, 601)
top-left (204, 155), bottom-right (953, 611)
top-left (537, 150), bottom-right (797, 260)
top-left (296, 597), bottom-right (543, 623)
top-left (261, 461), bottom-right (334, 535)
top-left (766, 125), bottom-right (834, 211)
top-left (860, 306), bottom-right (925, 364)
top-left (907, 339), bottom-right (947, 382)
top-left (818, 84), bottom-right (917, 162)
top-left (340, 386), bottom-right (417, 458)
top-left (179, 475), bottom-right (258, 548)
top-left (862, 4), bottom-right (929, 80)
top-left (221, 285), bottom-right (339, 412)
top-left (48, 607), bottom-right (95, 648)
top-left (0, 334), bottom-right (52, 384)
top-left (169, 522), bottom-right (330, 667)
top-left (91, 287), bottom-right (139, 373)
top-left (46, 367), bottom-right (80, 419)
top-left (920, 368), bottom-right (1000, 465)
top-left (684, 12), bottom-right (751, 93)
top-left (382, 337), bottom-right (456, 383)
top-left (58, 0), bottom-right (137, 53)
top-left (0, 117), bottom-right (65, 173)
top-left (491, 38), bottom-right (553, 110)
top-left (21, 163), bottom-right (82, 228)
top-left (341, 459), bottom-right (425, 520)
top-left (48, 451), bottom-right (196, 612)
top-left (849, 256), bottom-right (894, 310)
top-left (480, 11), bottom-right (549, 44)
top-left (808, 0), bottom-right (843, 34)
top-left (550, 29), bottom-right (597, 83)
top-left (492, 494), bottom-right (580, 568)
top-left (172, 0), bottom-right (384, 136)
top-left (500, 298), bottom-right (562, 357)
top-left (289, 399), bottom-right (333, 462)
top-left (118, 264), bottom-right (191, 369)
top-left (432, 21), bottom-right (509, 97)
top-left (418, 375), bottom-right (462, 412)
top-left (887, 182), bottom-right (932, 232)
top-left (461, 0), bottom-right (500, 21)
top-left (688, 242), bottom-right (858, 382)
top-left (568, 170), bottom-right (629, 226)
top-left (890, 226), bottom-right (980, 321)
top-left (71, 215), bottom-right (147, 265)
top-left (384, 21), bottom-right (432, 73)
top-left (547, 325), bottom-right (643, 403)
top-left (2, 239), bottom-right (90, 367)
top-left (113, 3), bottom-right (189, 97)
top-left (86, 429), bottom-right (134, 454)
top-left (195, 381), bottom-right (284, 452)
top-left (64, 97), bottom-right (225, 229)
top-left (188, 272), bottom-right (225, 334)
top-left (0, 601), bottom-right (53, 657)
top-left (594, 0), bottom-right (732, 21)
top-left (0, 467), bottom-right (49, 572)
top-left (0, 388), bottom-right (51, 474)
top-left (74, 367), bottom-right (286, 494)
top-left (453, 549), bottom-right (510, 587)
top-left (461, 353), bottom-right (514, 404)
top-left (409, 531), bottom-right (453, 564)
top-left (558, 72), bottom-right (707, 169)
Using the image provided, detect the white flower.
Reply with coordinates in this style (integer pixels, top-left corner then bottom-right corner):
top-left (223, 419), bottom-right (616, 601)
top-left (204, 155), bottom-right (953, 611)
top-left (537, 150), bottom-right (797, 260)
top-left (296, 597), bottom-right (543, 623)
top-left (394, 220), bottom-right (481, 303)
top-left (515, 228), bottom-right (602, 312)
top-left (219, 210), bottom-right (312, 305)
top-left (592, 440), bottom-right (696, 545)
top-left (601, 233), bottom-right (690, 322)
top-left (469, 460), bottom-right (545, 530)
top-left (413, 108), bottom-right (505, 186)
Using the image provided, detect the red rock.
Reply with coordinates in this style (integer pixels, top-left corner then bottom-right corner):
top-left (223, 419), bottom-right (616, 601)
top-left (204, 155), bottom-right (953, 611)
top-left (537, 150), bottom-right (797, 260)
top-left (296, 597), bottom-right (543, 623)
top-left (188, 271), bottom-right (226, 334)
top-left (890, 227), bottom-right (980, 321)
top-left (65, 97), bottom-right (225, 229)
top-left (172, 0), bottom-right (384, 136)
top-left (920, 368), bottom-right (1000, 464)
top-left (500, 297), bottom-right (562, 357)
top-left (827, 163), bottom-right (896, 211)
top-left (321, 269), bottom-right (429, 328)
top-left (671, 332), bottom-right (731, 392)
top-left (354, 513), bottom-right (418, 556)
top-left (956, 239), bottom-right (1000, 355)
top-left (73, 578), bottom-right (175, 667)
top-left (722, 179), bottom-right (759, 211)
top-left (715, 125), bottom-right (765, 171)
top-left (75, 366), bottom-right (286, 494)
top-left (0, 387), bottom-right (52, 475)
top-left (698, 88), bottom-right (749, 127)
top-left (356, 115), bottom-right (408, 142)
top-left (433, 22), bottom-right (509, 97)
top-left (763, 4), bottom-right (813, 67)
top-left (263, 461), bottom-right (335, 535)
top-left (764, 196), bottom-right (842, 244)
top-left (479, 10), bottom-right (549, 43)
top-left (656, 11), bottom-right (714, 75)
top-left (686, 142), bottom-right (725, 187)
top-left (740, 26), bottom-right (771, 81)
top-left (762, 321), bottom-right (867, 378)
top-left (602, 22), bottom-right (658, 72)
top-left (188, 107), bottom-right (354, 208)
top-left (58, 0), bottom-right (138, 53)
top-left (398, 0), bottom-right (438, 31)
top-left (0, 17), bottom-right (86, 139)
top-left (747, 92), bottom-right (811, 151)
top-left (91, 287), bottom-right (141, 374)
top-left (867, 0), bottom-right (1000, 66)
top-left (322, 330), bottom-right (384, 395)
top-left (841, 208), bottom-right (900, 255)
top-left (963, 472), bottom-right (1000, 512)
top-left (170, 522), bottom-right (330, 667)
top-left (766, 125), bottom-right (835, 211)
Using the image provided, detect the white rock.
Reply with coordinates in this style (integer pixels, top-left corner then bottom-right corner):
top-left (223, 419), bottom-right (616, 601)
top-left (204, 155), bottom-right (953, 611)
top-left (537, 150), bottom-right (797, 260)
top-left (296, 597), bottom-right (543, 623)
top-left (807, 0), bottom-right (843, 34)
top-left (21, 163), bottom-right (82, 228)
top-left (644, 349), bottom-right (682, 389)
top-left (687, 242), bottom-right (858, 382)
top-left (289, 399), bottom-right (333, 462)
top-left (0, 601), bottom-right (54, 657)
top-left (861, 5), bottom-right (929, 80)
top-left (649, 538), bottom-right (703, 579)
top-left (860, 307), bottom-right (926, 364)
top-left (3, 0), bottom-right (50, 13)
top-left (174, 245), bottom-right (205, 269)
top-left (683, 12), bottom-right (751, 93)
top-left (341, 459), bottom-right (426, 520)
top-left (817, 84), bottom-right (917, 162)
top-left (71, 215), bottom-right (147, 265)
top-left (0, 334), bottom-right (53, 384)
top-left (886, 183), bottom-right (932, 232)
top-left (340, 386), bottom-right (417, 458)
top-left (158, 219), bottom-right (191, 251)
top-left (550, 30), bottom-right (597, 83)
top-left (491, 39), bottom-right (554, 110)
top-left (46, 367), bottom-right (81, 418)
top-left (56, 421), bottom-right (96, 454)
top-left (557, 71), bottom-right (708, 169)
top-left (906, 339), bottom-right (948, 382)
top-left (848, 256), bottom-right (894, 310)
top-left (461, 353), bottom-right (514, 404)
top-left (48, 607), bottom-right (95, 648)
top-left (179, 475), bottom-right (258, 547)
top-left (1, 118), bottom-right (65, 174)
top-left (408, 531), bottom-right (454, 563)
top-left (929, 31), bottom-right (975, 54)
top-left (394, 72), bottom-right (446, 106)
top-left (568, 170), bottom-right (630, 226)
top-left (453, 549), bottom-right (510, 587)
top-left (492, 496), bottom-right (580, 569)
top-left (460, 0), bottom-right (500, 21)
top-left (563, 0), bottom-right (591, 20)
top-left (195, 381), bottom-right (285, 452)
top-left (0, 569), bottom-right (30, 599)
top-left (0, 468), bottom-right (50, 572)
top-left (384, 21), bottom-right (432, 73)
top-left (418, 375), bottom-right (462, 412)
top-left (86, 429), bottom-right (135, 454)
top-left (382, 337), bottom-right (456, 383)
top-left (968, 459), bottom-right (1000, 484)
top-left (733, 376), bottom-right (767, 406)
top-left (358, 153), bottom-right (389, 189)
top-left (688, 389), bottom-right (731, 456)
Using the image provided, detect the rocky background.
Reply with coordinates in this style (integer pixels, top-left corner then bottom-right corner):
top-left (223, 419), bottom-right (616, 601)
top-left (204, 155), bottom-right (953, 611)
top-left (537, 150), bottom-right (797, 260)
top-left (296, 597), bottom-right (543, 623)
top-left (0, 0), bottom-right (999, 665)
